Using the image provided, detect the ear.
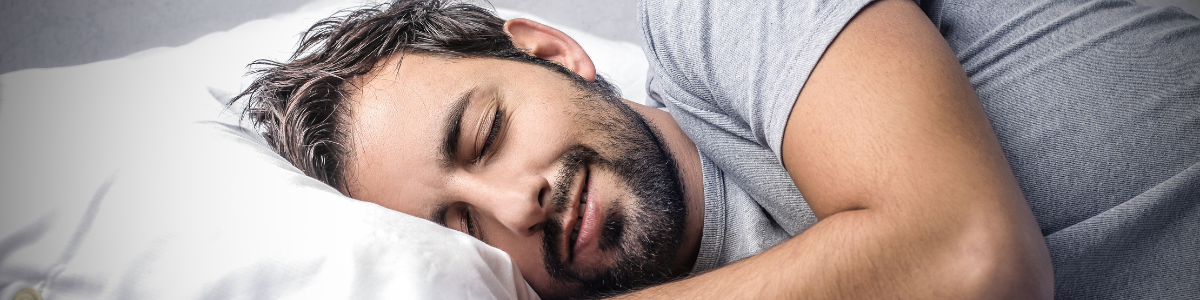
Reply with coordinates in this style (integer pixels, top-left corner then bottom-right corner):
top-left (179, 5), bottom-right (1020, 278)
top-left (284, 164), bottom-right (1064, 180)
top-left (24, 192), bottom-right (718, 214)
top-left (504, 18), bottom-right (597, 81)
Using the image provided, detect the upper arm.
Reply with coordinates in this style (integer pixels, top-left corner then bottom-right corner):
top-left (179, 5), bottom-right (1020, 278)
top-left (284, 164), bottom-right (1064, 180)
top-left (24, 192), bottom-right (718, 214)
top-left (617, 1), bottom-right (1054, 298)
top-left (782, 0), bottom-right (1023, 220)
top-left (780, 1), bottom-right (1053, 296)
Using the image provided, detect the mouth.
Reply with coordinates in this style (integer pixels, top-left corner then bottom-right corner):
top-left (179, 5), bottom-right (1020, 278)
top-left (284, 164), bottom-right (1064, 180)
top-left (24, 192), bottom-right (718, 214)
top-left (565, 163), bottom-right (600, 263)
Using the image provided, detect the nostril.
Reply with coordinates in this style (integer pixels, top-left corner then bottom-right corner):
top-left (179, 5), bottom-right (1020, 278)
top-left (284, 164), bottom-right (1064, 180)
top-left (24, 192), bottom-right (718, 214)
top-left (538, 186), bottom-right (547, 208)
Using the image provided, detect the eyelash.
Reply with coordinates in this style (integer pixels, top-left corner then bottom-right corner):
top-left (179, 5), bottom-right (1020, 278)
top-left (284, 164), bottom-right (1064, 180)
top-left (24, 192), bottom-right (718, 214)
top-left (477, 109), bottom-right (503, 160)
top-left (460, 206), bottom-right (478, 236)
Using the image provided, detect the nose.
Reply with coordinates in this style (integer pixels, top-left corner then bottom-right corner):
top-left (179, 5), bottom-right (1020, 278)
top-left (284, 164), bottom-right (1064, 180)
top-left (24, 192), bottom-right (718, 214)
top-left (458, 172), bottom-right (552, 236)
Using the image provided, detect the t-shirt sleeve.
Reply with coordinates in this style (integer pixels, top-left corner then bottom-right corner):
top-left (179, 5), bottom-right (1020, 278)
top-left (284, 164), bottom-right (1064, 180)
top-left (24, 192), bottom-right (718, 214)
top-left (640, 0), bottom-right (876, 158)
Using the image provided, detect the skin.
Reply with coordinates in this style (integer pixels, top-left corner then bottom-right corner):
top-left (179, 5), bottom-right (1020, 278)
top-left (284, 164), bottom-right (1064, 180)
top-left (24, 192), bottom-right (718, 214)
top-left (340, 19), bottom-right (705, 298)
top-left (345, 0), bottom-right (1053, 298)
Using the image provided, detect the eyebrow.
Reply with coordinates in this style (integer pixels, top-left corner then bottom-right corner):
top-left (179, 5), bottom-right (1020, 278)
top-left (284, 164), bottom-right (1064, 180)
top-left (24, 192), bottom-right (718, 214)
top-left (439, 88), bottom-right (475, 169)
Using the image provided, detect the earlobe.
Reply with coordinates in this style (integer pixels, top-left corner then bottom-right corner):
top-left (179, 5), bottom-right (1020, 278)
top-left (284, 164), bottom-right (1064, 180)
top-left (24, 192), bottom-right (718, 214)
top-left (503, 18), bottom-right (597, 81)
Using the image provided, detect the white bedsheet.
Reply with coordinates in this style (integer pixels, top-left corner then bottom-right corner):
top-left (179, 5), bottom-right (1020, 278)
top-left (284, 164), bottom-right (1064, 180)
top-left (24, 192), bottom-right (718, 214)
top-left (0, 0), bottom-right (649, 299)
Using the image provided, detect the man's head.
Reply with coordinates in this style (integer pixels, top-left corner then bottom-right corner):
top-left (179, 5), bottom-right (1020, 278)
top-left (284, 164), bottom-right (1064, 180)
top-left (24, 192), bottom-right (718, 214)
top-left (235, 0), bottom-right (693, 298)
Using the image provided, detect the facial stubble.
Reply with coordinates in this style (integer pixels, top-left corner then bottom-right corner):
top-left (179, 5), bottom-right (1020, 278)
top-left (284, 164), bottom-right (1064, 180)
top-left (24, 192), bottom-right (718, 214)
top-left (536, 80), bottom-right (689, 300)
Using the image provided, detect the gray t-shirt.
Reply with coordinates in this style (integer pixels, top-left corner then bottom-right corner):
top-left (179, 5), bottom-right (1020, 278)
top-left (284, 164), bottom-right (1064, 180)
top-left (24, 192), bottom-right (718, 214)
top-left (641, 0), bottom-right (875, 272)
top-left (641, 0), bottom-right (1200, 298)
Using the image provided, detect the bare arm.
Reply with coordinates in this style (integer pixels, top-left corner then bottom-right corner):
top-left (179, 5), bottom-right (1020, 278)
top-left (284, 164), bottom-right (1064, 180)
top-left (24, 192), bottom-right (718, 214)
top-left (617, 0), bottom-right (1052, 298)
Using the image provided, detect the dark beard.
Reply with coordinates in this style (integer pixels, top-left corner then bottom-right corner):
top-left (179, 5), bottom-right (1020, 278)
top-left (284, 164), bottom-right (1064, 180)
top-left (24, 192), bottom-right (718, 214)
top-left (536, 77), bottom-right (689, 300)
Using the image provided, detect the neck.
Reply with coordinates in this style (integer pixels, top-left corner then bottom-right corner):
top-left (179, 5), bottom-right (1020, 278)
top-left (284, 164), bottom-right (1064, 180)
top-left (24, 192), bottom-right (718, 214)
top-left (623, 99), bottom-right (705, 276)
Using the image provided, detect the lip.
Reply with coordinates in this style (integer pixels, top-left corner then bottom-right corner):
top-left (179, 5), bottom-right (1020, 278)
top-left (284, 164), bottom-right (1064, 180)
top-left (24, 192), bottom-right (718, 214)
top-left (562, 164), bottom-right (587, 262)
top-left (562, 163), bottom-right (601, 263)
top-left (573, 167), bottom-right (601, 257)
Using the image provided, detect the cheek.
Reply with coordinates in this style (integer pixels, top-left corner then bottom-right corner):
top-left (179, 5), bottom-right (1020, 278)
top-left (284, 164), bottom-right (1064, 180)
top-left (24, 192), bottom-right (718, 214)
top-left (518, 100), bottom-right (585, 133)
top-left (506, 111), bottom-right (586, 159)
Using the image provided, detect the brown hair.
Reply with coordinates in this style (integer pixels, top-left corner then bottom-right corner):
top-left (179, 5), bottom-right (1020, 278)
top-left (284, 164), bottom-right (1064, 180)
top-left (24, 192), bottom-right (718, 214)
top-left (232, 0), bottom-right (592, 191)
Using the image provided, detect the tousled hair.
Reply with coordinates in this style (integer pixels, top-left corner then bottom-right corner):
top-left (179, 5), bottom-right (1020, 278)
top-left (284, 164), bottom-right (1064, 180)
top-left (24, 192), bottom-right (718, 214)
top-left (232, 0), bottom-right (592, 191)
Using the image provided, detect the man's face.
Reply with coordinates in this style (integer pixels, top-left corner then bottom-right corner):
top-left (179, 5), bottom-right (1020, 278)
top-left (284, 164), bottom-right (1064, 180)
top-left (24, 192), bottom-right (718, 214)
top-left (343, 53), bottom-right (687, 299)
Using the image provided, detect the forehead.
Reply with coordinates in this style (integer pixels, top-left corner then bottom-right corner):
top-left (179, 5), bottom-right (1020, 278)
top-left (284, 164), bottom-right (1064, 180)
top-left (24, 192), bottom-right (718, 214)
top-left (339, 53), bottom-right (578, 205)
top-left (349, 54), bottom-right (480, 123)
top-left (345, 55), bottom-right (461, 181)
top-left (345, 53), bottom-right (568, 138)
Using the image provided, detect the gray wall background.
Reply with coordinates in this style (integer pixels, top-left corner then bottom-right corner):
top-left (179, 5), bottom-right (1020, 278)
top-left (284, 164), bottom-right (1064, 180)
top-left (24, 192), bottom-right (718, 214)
top-left (0, 0), bottom-right (640, 75)
top-left (1, 0), bottom-right (1196, 75)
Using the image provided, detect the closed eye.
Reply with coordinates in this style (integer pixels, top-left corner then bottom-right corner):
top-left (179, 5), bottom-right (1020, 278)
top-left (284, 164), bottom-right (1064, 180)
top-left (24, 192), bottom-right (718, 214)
top-left (476, 108), bottom-right (503, 161)
top-left (437, 203), bottom-right (481, 239)
top-left (460, 205), bottom-right (479, 237)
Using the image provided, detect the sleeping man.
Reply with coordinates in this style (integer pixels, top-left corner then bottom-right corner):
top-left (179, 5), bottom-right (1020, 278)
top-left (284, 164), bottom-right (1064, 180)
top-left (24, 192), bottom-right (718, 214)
top-left (235, 0), bottom-right (1199, 298)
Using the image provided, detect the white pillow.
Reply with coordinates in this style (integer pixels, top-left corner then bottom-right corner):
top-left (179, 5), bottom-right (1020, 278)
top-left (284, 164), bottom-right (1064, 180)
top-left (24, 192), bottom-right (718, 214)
top-left (0, 0), bottom-right (649, 299)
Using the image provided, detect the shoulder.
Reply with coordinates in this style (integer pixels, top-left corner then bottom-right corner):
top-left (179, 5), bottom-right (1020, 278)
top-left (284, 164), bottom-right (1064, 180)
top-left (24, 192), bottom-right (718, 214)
top-left (640, 0), bottom-right (878, 154)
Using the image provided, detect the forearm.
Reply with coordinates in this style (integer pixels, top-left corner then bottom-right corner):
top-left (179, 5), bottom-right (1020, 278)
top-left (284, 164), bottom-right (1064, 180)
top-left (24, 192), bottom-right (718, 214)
top-left (615, 198), bottom-right (1048, 299)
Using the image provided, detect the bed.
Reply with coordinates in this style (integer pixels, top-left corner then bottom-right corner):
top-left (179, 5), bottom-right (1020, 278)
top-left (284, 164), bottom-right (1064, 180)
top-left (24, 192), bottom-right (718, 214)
top-left (0, 0), bottom-right (651, 298)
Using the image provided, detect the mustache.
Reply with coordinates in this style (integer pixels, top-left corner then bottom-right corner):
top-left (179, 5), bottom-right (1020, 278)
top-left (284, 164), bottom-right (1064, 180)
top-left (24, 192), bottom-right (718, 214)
top-left (549, 146), bottom-right (601, 213)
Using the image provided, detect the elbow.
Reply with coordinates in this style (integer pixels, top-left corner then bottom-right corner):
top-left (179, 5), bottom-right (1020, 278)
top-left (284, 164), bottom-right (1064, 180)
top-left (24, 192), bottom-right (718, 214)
top-left (951, 222), bottom-right (1055, 300)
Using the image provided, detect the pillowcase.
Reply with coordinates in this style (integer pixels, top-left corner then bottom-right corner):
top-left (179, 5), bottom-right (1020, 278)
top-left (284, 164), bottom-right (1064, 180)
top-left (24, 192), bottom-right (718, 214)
top-left (0, 0), bottom-right (648, 299)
